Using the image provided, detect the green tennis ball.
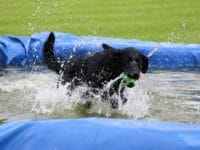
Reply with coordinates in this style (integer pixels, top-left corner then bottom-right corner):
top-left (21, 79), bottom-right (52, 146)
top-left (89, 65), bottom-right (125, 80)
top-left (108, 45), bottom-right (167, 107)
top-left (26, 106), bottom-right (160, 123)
top-left (123, 75), bottom-right (135, 85)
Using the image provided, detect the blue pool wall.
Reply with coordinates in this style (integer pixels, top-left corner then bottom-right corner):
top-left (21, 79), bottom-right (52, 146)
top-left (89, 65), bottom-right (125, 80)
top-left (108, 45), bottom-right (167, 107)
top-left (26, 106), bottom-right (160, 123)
top-left (0, 32), bottom-right (200, 70)
top-left (0, 32), bottom-right (200, 149)
top-left (1, 118), bottom-right (200, 150)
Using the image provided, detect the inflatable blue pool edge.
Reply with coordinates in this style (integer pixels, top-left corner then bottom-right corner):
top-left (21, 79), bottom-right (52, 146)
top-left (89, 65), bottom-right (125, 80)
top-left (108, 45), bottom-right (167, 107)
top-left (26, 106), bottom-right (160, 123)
top-left (0, 31), bottom-right (200, 70)
top-left (0, 32), bottom-right (200, 149)
top-left (1, 117), bottom-right (200, 150)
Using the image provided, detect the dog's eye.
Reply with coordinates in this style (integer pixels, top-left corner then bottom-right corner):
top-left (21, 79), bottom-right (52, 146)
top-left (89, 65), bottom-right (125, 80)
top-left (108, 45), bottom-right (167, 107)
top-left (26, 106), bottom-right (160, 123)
top-left (127, 57), bottom-right (133, 62)
top-left (135, 58), bottom-right (139, 63)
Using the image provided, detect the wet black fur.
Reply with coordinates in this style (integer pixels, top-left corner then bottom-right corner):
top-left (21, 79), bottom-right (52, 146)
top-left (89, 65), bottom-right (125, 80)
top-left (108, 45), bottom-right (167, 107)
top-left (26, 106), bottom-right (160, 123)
top-left (43, 32), bottom-right (148, 108)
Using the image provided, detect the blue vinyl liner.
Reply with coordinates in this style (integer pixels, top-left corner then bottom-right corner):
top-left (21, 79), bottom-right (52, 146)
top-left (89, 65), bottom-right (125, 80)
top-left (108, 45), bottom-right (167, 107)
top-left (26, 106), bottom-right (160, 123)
top-left (0, 32), bottom-right (199, 70)
top-left (0, 118), bottom-right (200, 150)
top-left (0, 32), bottom-right (200, 149)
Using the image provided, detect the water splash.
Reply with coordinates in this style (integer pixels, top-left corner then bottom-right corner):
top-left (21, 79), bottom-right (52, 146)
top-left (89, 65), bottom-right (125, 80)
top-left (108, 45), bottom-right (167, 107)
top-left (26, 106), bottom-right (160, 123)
top-left (28, 0), bottom-right (59, 34)
top-left (147, 44), bottom-right (160, 58)
top-left (118, 76), bottom-right (150, 119)
top-left (1, 68), bottom-right (199, 123)
top-left (0, 68), bottom-right (150, 120)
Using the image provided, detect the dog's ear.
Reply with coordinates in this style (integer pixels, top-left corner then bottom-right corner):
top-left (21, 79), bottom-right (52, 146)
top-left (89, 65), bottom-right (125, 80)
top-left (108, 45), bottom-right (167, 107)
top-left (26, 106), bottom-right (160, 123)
top-left (102, 43), bottom-right (116, 53)
top-left (139, 55), bottom-right (149, 73)
top-left (102, 43), bottom-right (112, 50)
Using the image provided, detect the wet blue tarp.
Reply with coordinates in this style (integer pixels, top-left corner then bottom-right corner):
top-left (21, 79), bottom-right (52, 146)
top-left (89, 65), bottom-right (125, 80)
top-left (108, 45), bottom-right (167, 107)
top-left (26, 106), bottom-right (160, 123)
top-left (0, 118), bottom-right (200, 150)
top-left (0, 32), bottom-right (200, 70)
top-left (1, 32), bottom-right (200, 149)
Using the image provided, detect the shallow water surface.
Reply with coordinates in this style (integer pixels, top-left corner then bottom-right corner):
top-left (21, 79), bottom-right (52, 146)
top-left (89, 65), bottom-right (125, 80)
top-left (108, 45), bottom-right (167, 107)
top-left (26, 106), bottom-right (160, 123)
top-left (0, 68), bottom-right (199, 124)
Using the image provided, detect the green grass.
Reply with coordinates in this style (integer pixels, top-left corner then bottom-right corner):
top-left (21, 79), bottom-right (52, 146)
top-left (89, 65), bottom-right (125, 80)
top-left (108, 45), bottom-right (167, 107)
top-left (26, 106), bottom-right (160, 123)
top-left (0, 0), bottom-right (200, 43)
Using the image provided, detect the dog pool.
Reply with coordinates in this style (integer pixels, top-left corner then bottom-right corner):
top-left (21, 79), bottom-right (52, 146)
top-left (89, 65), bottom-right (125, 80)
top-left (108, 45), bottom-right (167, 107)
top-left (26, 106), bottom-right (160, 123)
top-left (0, 67), bottom-right (199, 124)
top-left (0, 33), bottom-right (200, 149)
top-left (0, 32), bottom-right (200, 124)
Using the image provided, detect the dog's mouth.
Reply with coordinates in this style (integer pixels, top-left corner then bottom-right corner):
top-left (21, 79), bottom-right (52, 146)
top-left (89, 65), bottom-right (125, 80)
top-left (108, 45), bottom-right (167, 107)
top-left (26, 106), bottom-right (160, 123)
top-left (123, 75), bottom-right (136, 88)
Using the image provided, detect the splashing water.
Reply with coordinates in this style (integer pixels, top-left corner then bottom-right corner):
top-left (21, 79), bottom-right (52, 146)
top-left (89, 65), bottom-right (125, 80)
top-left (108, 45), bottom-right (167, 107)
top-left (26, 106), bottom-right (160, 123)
top-left (0, 67), bottom-right (149, 120)
top-left (147, 44), bottom-right (160, 58)
top-left (0, 68), bottom-right (199, 124)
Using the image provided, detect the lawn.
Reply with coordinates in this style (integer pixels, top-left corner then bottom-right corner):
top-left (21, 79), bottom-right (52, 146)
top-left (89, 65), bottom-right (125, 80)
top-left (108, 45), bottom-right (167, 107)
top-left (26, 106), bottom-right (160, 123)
top-left (0, 0), bottom-right (199, 43)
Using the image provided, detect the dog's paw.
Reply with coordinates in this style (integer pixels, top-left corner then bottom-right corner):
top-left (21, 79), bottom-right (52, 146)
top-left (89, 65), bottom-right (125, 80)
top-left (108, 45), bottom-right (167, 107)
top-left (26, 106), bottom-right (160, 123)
top-left (110, 98), bottom-right (119, 109)
top-left (84, 101), bottom-right (92, 109)
top-left (81, 90), bottom-right (95, 100)
top-left (122, 98), bottom-right (127, 105)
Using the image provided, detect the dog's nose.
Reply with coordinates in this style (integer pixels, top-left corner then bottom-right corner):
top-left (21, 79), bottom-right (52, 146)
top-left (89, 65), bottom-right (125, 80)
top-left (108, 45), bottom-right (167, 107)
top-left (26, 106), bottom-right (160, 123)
top-left (127, 73), bottom-right (139, 80)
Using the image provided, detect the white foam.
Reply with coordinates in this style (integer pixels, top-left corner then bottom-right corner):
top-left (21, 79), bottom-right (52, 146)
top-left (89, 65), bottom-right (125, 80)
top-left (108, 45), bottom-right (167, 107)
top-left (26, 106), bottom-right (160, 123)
top-left (0, 70), bottom-right (150, 119)
top-left (118, 74), bottom-right (150, 119)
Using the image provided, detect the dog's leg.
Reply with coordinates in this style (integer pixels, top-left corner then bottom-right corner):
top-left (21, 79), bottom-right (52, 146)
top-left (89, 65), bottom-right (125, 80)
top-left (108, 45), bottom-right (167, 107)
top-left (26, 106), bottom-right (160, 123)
top-left (108, 78), bottom-right (128, 108)
top-left (81, 88), bottom-right (101, 109)
top-left (100, 90), bottom-right (119, 109)
top-left (119, 86), bottom-right (127, 105)
top-left (43, 32), bottom-right (61, 74)
top-left (65, 78), bottom-right (82, 96)
top-left (100, 78), bottom-right (122, 108)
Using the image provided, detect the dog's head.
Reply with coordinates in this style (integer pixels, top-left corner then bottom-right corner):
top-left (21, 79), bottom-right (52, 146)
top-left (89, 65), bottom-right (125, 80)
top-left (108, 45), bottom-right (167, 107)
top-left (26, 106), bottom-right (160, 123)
top-left (102, 43), bottom-right (148, 87)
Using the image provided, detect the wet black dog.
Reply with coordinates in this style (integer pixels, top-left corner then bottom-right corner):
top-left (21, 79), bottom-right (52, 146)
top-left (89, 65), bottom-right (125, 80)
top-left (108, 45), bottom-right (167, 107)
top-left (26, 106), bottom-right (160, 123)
top-left (43, 32), bottom-right (148, 108)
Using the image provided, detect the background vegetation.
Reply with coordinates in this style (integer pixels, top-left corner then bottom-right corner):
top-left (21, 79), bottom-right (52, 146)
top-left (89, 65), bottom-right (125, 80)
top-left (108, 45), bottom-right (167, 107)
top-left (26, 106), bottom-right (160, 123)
top-left (0, 0), bottom-right (199, 43)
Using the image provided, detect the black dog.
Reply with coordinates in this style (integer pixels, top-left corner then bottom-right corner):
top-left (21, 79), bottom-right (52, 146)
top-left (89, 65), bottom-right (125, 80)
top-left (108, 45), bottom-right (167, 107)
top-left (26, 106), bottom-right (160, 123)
top-left (43, 32), bottom-right (148, 108)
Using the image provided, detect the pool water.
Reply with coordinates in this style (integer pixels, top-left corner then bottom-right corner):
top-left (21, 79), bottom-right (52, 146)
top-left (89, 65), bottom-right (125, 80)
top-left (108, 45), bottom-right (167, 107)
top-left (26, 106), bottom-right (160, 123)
top-left (0, 67), bottom-right (199, 124)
